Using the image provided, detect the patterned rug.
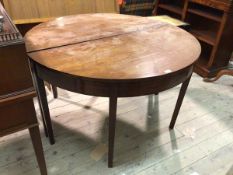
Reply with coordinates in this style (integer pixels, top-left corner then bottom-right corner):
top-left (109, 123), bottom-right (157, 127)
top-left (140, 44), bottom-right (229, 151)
top-left (119, 0), bottom-right (157, 16)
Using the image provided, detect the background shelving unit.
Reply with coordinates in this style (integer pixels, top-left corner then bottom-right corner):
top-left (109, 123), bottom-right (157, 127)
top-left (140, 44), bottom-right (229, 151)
top-left (155, 0), bottom-right (185, 19)
top-left (154, 0), bottom-right (233, 78)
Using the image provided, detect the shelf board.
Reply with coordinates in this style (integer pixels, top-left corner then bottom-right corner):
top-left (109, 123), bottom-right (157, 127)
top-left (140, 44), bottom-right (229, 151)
top-left (158, 4), bottom-right (183, 15)
top-left (187, 8), bottom-right (222, 22)
top-left (13, 17), bottom-right (55, 25)
top-left (190, 28), bottom-right (216, 46)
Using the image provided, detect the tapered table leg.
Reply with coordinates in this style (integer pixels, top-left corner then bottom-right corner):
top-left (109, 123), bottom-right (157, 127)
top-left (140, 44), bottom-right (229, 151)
top-left (108, 96), bottom-right (117, 168)
top-left (29, 59), bottom-right (48, 138)
top-left (169, 75), bottom-right (192, 129)
top-left (29, 59), bottom-right (55, 144)
top-left (39, 103), bottom-right (48, 138)
top-left (29, 126), bottom-right (47, 175)
top-left (52, 85), bottom-right (58, 99)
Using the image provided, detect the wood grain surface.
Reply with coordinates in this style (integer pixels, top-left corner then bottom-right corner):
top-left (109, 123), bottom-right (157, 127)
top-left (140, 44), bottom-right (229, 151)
top-left (25, 13), bottom-right (201, 81)
top-left (25, 14), bottom-right (166, 52)
top-left (2, 0), bottom-right (118, 22)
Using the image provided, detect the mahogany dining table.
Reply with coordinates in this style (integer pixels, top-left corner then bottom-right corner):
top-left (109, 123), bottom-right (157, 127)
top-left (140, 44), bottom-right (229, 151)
top-left (25, 13), bottom-right (201, 167)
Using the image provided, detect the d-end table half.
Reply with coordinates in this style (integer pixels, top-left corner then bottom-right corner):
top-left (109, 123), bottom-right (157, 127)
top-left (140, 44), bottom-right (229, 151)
top-left (25, 13), bottom-right (201, 168)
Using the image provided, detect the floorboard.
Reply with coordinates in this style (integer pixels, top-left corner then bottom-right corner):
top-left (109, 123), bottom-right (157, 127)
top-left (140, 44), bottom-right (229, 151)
top-left (0, 74), bottom-right (233, 175)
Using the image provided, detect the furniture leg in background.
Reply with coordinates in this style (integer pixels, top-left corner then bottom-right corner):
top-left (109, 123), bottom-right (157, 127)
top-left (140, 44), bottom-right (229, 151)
top-left (204, 69), bottom-right (233, 82)
top-left (44, 82), bottom-right (58, 99)
top-left (51, 85), bottom-right (58, 99)
top-left (204, 55), bottom-right (233, 82)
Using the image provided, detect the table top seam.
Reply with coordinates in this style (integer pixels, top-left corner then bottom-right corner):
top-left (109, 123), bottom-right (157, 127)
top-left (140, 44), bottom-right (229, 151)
top-left (27, 22), bottom-right (169, 54)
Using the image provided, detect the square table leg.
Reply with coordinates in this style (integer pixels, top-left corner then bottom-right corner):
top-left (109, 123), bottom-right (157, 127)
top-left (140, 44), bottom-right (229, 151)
top-left (108, 96), bottom-right (118, 168)
top-left (52, 85), bottom-right (58, 99)
top-left (29, 59), bottom-right (55, 145)
top-left (28, 60), bottom-right (48, 138)
top-left (169, 75), bottom-right (192, 129)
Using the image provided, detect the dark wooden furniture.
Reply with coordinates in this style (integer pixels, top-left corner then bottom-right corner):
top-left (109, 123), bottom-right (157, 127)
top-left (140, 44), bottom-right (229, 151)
top-left (204, 54), bottom-right (233, 82)
top-left (154, 0), bottom-right (233, 78)
top-left (204, 68), bottom-right (233, 82)
top-left (0, 2), bottom-right (47, 175)
top-left (25, 13), bottom-right (201, 167)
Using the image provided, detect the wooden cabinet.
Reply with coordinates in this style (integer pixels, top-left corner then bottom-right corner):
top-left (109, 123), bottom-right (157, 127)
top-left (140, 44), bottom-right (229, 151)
top-left (0, 2), bottom-right (36, 127)
top-left (154, 0), bottom-right (233, 77)
top-left (0, 2), bottom-right (47, 174)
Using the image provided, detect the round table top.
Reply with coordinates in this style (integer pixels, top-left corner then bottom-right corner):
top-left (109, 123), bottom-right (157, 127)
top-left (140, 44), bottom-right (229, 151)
top-left (25, 13), bottom-right (201, 81)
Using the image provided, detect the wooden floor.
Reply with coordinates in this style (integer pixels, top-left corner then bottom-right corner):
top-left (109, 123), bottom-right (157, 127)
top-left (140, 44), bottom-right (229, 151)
top-left (0, 74), bottom-right (233, 175)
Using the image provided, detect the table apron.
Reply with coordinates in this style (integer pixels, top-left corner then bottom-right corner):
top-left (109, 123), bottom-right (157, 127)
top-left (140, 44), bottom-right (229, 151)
top-left (34, 62), bottom-right (193, 97)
